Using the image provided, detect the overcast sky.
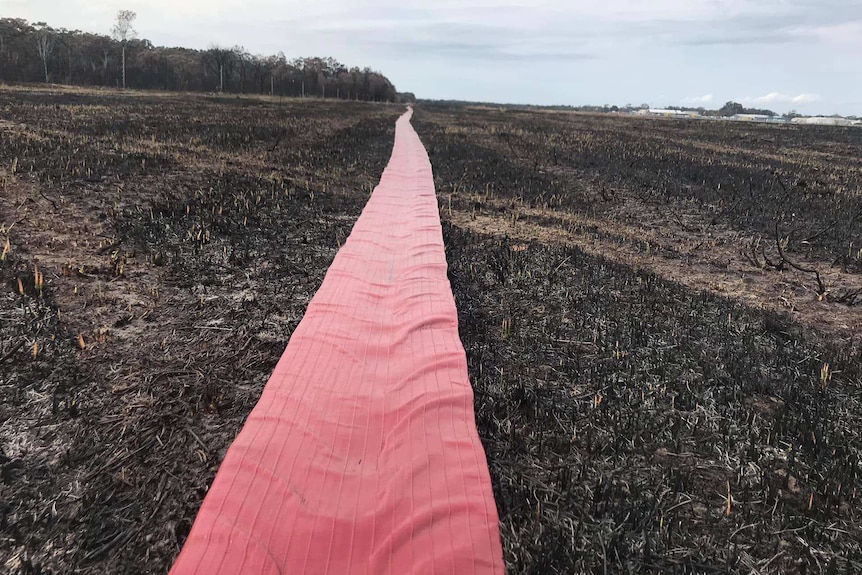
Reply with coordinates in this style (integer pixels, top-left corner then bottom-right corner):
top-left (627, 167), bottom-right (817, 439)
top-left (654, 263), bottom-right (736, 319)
top-left (3, 0), bottom-right (861, 114)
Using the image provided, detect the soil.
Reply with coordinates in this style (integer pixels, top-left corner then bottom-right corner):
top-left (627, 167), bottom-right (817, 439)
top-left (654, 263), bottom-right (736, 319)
top-left (1, 89), bottom-right (860, 574)
top-left (447, 199), bottom-right (862, 354)
top-left (414, 105), bottom-right (862, 573)
top-left (0, 88), bottom-right (400, 574)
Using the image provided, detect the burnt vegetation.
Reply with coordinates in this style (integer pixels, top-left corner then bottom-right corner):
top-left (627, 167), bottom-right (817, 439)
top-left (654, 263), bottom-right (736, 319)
top-left (415, 106), bottom-right (862, 276)
top-left (447, 225), bottom-right (861, 573)
top-left (1, 89), bottom-right (861, 575)
top-left (0, 88), bottom-right (399, 574)
top-left (416, 104), bottom-right (862, 573)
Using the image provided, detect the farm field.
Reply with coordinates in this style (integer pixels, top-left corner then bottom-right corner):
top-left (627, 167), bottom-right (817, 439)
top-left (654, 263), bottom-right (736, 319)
top-left (415, 104), bottom-right (862, 573)
top-left (1, 88), bottom-right (861, 574)
top-left (0, 86), bottom-right (402, 574)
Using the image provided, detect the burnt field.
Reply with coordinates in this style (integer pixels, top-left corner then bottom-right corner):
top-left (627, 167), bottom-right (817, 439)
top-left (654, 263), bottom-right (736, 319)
top-left (415, 105), bottom-right (862, 573)
top-left (0, 86), bottom-right (400, 573)
top-left (1, 88), bottom-right (861, 574)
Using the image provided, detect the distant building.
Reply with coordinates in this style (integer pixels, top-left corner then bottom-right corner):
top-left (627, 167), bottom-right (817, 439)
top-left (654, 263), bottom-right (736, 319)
top-left (791, 117), bottom-right (854, 127)
top-left (731, 114), bottom-right (773, 122)
top-left (641, 109), bottom-right (700, 119)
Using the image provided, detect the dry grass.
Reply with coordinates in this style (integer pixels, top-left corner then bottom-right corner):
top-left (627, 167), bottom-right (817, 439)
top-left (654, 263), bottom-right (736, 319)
top-left (0, 86), bottom-right (400, 574)
top-left (417, 104), bottom-right (862, 573)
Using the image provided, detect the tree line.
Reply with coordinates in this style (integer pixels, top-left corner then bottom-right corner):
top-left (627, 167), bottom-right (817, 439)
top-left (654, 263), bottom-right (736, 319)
top-left (0, 16), bottom-right (414, 103)
top-left (664, 102), bottom-right (778, 117)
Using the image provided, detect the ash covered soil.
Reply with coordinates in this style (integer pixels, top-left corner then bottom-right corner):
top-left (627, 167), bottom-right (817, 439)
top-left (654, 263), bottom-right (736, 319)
top-left (1, 87), bottom-right (399, 574)
top-left (415, 104), bottom-right (862, 574)
top-left (1, 90), bottom-right (860, 574)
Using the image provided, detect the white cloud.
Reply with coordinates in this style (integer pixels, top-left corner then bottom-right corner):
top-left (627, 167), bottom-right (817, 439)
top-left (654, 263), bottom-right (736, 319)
top-left (683, 94), bottom-right (714, 104)
top-left (809, 20), bottom-right (862, 50)
top-left (742, 92), bottom-right (820, 105)
top-left (790, 94), bottom-right (820, 103)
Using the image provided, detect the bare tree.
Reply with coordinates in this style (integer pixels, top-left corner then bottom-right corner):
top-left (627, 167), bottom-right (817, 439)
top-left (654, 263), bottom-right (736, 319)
top-left (203, 46), bottom-right (234, 92)
top-left (62, 30), bottom-right (76, 84)
top-left (35, 28), bottom-right (53, 83)
top-left (100, 39), bottom-right (111, 85)
top-left (232, 46), bottom-right (251, 93)
top-left (111, 10), bottom-right (136, 88)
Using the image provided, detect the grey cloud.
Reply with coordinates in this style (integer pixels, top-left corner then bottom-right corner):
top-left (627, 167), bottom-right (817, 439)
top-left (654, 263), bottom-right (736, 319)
top-left (304, 19), bottom-right (596, 62)
top-left (681, 30), bottom-right (798, 46)
top-left (377, 40), bottom-right (595, 62)
top-left (7, 0), bottom-right (860, 114)
top-left (664, 0), bottom-right (862, 46)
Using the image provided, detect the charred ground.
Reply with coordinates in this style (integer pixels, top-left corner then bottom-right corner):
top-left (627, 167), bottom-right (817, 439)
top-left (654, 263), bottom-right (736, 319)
top-left (414, 105), bottom-right (862, 574)
top-left (0, 86), bottom-right (399, 574)
top-left (0, 90), bottom-right (860, 574)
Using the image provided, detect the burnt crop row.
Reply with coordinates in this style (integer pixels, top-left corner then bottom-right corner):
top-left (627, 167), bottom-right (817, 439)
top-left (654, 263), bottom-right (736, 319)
top-left (0, 89), bottom-right (401, 574)
top-left (445, 223), bottom-right (862, 573)
top-left (417, 107), bottom-right (862, 274)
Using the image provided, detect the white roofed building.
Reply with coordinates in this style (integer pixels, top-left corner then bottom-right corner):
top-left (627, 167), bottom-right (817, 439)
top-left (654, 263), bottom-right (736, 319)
top-left (791, 117), bottom-right (854, 126)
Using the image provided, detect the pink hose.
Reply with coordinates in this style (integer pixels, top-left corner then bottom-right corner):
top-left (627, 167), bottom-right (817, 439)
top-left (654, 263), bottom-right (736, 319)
top-left (169, 109), bottom-right (505, 575)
